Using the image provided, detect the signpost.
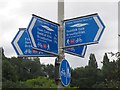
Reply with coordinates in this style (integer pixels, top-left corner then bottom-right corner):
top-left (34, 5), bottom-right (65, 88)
top-left (11, 28), bottom-right (53, 57)
top-left (27, 14), bottom-right (59, 56)
top-left (60, 59), bottom-right (71, 86)
top-left (57, 0), bottom-right (65, 88)
top-left (64, 13), bottom-right (105, 48)
top-left (11, 1), bottom-right (105, 88)
top-left (65, 46), bottom-right (87, 57)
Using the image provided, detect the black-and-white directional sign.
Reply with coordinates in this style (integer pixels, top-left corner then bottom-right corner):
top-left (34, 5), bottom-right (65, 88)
top-left (11, 28), bottom-right (53, 57)
top-left (64, 13), bottom-right (105, 47)
top-left (27, 14), bottom-right (59, 56)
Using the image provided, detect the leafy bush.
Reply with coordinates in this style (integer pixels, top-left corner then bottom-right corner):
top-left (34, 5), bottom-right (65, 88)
top-left (24, 76), bottom-right (57, 88)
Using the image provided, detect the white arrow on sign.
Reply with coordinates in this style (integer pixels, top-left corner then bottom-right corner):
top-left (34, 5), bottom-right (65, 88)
top-left (93, 16), bottom-right (104, 42)
top-left (70, 23), bottom-right (88, 28)
top-left (13, 30), bottom-right (24, 55)
top-left (28, 17), bottom-right (37, 47)
top-left (41, 25), bottom-right (54, 32)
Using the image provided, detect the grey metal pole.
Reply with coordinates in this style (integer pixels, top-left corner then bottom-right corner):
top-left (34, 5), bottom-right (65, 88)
top-left (58, 0), bottom-right (64, 89)
top-left (0, 47), bottom-right (2, 90)
top-left (118, 1), bottom-right (120, 52)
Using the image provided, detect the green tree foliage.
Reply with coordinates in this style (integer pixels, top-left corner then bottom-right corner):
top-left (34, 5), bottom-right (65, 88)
top-left (2, 80), bottom-right (28, 88)
top-left (102, 53), bottom-right (118, 82)
top-left (2, 49), bottom-right (56, 88)
top-left (102, 53), bottom-right (110, 79)
top-left (71, 53), bottom-right (120, 88)
top-left (117, 60), bottom-right (120, 86)
top-left (2, 59), bottom-right (18, 82)
top-left (44, 64), bottom-right (54, 79)
top-left (2, 48), bottom-right (120, 88)
top-left (71, 54), bottom-right (99, 88)
top-left (88, 53), bottom-right (98, 69)
top-left (116, 53), bottom-right (120, 83)
top-left (24, 76), bottom-right (57, 88)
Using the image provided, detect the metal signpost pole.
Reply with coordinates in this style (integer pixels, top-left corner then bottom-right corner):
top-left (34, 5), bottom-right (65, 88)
top-left (118, 2), bottom-right (120, 65)
top-left (0, 47), bottom-right (2, 90)
top-left (57, 0), bottom-right (64, 89)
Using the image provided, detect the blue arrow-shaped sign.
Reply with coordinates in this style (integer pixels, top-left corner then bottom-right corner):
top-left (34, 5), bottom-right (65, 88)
top-left (11, 28), bottom-right (53, 57)
top-left (27, 14), bottom-right (59, 56)
top-left (64, 13), bottom-right (105, 47)
top-left (65, 45), bottom-right (87, 57)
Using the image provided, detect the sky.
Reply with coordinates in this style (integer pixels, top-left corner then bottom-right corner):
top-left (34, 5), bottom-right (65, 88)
top-left (0, 0), bottom-right (119, 69)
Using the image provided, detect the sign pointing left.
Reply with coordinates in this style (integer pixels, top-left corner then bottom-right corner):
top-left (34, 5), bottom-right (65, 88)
top-left (12, 28), bottom-right (25, 55)
top-left (11, 28), bottom-right (53, 57)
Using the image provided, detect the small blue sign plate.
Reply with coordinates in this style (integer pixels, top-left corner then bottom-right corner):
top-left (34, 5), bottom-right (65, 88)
top-left (65, 45), bottom-right (87, 57)
top-left (11, 28), bottom-right (53, 57)
top-left (60, 59), bottom-right (71, 86)
top-left (27, 14), bottom-right (59, 55)
top-left (64, 13), bottom-right (105, 47)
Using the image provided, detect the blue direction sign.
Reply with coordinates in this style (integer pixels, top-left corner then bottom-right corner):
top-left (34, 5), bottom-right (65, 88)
top-left (60, 59), bottom-right (71, 86)
top-left (65, 45), bottom-right (87, 57)
top-left (11, 28), bottom-right (53, 57)
top-left (27, 14), bottom-right (59, 55)
top-left (64, 13), bottom-right (105, 47)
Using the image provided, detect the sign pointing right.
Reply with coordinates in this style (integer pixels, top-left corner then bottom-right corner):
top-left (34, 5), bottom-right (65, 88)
top-left (64, 13), bottom-right (105, 48)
